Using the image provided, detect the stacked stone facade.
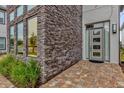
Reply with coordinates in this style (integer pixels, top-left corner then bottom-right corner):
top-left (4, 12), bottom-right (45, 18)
top-left (7, 5), bottom-right (82, 83)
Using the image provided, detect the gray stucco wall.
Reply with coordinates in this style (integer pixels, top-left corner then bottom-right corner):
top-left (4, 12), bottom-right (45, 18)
top-left (40, 5), bottom-right (82, 82)
top-left (82, 5), bottom-right (119, 64)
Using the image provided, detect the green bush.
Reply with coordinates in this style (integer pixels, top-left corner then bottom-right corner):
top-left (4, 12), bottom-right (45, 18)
top-left (26, 59), bottom-right (41, 87)
top-left (0, 54), bottom-right (16, 76)
top-left (10, 60), bottom-right (28, 87)
top-left (0, 54), bottom-right (41, 88)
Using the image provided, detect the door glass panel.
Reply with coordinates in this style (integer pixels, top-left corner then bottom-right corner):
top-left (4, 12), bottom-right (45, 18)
top-left (93, 30), bottom-right (100, 35)
top-left (93, 52), bottom-right (100, 56)
top-left (93, 45), bottom-right (100, 49)
top-left (93, 38), bottom-right (100, 42)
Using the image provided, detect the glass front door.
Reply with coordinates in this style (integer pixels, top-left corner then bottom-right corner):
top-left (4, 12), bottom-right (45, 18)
top-left (89, 28), bottom-right (104, 61)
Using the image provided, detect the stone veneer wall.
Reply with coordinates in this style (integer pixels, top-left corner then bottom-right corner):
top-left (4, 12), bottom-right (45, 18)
top-left (40, 5), bottom-right (82, 83)
top-left (7, 5), bottom-right (82, 83)
top-left (7, 6), bottom-right (45, 83)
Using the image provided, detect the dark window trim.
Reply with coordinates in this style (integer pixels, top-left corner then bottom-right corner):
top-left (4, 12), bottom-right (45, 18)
top-left (0, 37), bottom-right (6, 50)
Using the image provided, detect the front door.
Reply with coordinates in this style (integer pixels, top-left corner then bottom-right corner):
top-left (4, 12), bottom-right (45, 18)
top-left (89, 28), bottom-right (104, 61)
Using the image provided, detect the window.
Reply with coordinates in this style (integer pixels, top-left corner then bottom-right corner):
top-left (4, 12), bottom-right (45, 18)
top-left (17, 6), bottom-right (24, 17)
top-left (93, 30), bottom-right (100, 35)
top-left (10, 26), bottom-right (14, 53)
top-left (93, 45), bottom-right (100, 49)
top-left (104, 22), bottom-right (110, 60)
top-left (27, 5), bottom-right (36, 11)
top-left (0, 11), bottom-right (5, 24)
top-left (9, 11), bottom-right (14, 22)
top-left (1, 5), bottom-right (6, 8)
top-left (28, 17), bottom-right (37, 57)
top-left (0, 37), bottom-right (6, 50)
top-left (93, 38), bottom-right (100, 42)
top-left (93, 52), bottom-right (101, 57)
top-left (17, 22), bottom-right (23, 54)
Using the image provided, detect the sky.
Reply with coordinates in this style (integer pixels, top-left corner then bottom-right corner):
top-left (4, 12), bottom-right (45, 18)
top-left (120, 10), bottom-right (124, 27)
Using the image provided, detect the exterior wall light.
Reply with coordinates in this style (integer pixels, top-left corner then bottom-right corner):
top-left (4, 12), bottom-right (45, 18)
top-left (112, 24), bottom-right (117, 33)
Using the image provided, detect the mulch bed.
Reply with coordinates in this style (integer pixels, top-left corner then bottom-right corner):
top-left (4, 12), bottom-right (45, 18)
top-left (120, 62), bottom-right (124, 73)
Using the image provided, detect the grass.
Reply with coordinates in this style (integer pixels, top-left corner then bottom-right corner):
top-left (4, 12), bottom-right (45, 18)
top-left (0, 54), bottom-right (41, 88)
top-left (120, 48), bottom-right (124, 62)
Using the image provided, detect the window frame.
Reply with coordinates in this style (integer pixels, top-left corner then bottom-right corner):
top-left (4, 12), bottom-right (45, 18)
top-left (0, 37), bottom-right (6, 50)
top-left (0, 11), bottom-right (5, 24)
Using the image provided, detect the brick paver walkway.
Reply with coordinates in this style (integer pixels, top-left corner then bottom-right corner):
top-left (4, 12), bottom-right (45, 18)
top-left (0, 74), bottom-right (14, 88)
top-left (41, 61), bottom-right (124, 88)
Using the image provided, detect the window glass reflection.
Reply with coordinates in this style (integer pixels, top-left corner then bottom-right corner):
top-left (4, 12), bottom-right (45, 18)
top-left (27, 5), bottom-right (36, 11)
top-left (17, 6), bottom-right (23, 17)
top-left (28, 17), bottom-right (37, 57)
top-left (10, 26), bottom-right (14, 53)
top-left (17, 22), bottom-right (23, 54)
top-left (10, 11), bottom-right (14, 21)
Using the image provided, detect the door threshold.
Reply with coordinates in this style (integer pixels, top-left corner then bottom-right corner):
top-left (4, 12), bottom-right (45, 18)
top-left (89, 60), bottom-right (104, 63)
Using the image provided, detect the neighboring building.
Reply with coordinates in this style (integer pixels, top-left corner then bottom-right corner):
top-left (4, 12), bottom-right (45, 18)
top-left (0, 6), bottom-right (7, 54)
top-left (120, 6), bottom-right (124, 48)
top-left (6, 5), bottom-right (82, 83)
top-left (6, 5), bottom-right (121, 83)
top-left (120, 22), bottom-right (124, 48)
top-left (82, 5), bottom-right (120, 64)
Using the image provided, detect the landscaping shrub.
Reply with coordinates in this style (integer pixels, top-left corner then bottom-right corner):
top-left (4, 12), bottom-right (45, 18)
top-left (0, 54), bottom-right (41, 88)
top-left (10, 60), bottom-right (28, 87)
top-left (26, 59), bottom-right (41, 87)
top-left (0, 54), bottom-right (16, 76)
